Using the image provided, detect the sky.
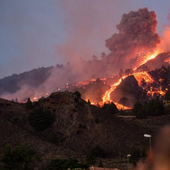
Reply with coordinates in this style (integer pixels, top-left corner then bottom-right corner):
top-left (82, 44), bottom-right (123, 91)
top-left (0, 0), bottom-right (170, 79)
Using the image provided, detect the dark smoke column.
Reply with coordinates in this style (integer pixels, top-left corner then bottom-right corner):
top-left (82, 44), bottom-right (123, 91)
top-left (105, 8), bottom-right (160, 68)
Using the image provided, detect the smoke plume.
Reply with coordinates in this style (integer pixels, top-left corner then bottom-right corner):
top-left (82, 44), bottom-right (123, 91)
top-left (104, 8), bottom-right (161, 68)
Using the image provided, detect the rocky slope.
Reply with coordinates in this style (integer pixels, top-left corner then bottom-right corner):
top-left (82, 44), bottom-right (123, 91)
top-left (0, 91), bottom-right (170, 168)
top-left (110, 75), bottom-right (146, 107)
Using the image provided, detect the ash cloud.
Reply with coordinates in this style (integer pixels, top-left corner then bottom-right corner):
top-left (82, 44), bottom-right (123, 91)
top-left (104, 8), bottom-right (161, 68)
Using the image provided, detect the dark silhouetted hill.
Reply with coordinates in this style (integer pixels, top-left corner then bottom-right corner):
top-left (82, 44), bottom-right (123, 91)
top-left (0, 91), bottom-right (170, 169)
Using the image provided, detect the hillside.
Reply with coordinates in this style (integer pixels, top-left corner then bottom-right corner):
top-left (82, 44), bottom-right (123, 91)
top-left (0, 91), bottom-right (170, 169)
top-left (0, 66), bottom-right (55, 96)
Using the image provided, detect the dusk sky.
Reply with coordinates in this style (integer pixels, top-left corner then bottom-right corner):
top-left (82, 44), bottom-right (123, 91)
top-left (0, 0), bottom-right (170, 79)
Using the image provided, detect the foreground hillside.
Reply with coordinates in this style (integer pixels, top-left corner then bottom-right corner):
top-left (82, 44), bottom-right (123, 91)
top-left (0, 91), bottom-right (170, 169)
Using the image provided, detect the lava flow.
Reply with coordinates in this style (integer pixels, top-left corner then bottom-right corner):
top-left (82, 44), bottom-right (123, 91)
top-left (133, 72), bottom-right (154, 86)
top-left (102, 51), bottom-right (159, 109)
top-left (102, 71), bottom-right (155, 109)
top-left (134, 50), bottom-right (159, 70)
top-left (102, 75), bottom-right (129, 104)
top-left (113, 102), bottom-right (132, 110)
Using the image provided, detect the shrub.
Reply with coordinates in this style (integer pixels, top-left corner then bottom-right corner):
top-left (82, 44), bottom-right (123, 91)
top-left (46, 132), bottom-right (63, 144)
top-left (102, 102), bottom-right (118, 114)
top-left (133, 98), bottom-right (165, 118)
top-left (165, 104), bottom-right (170, 114)
top-left (86, 145), bottom-right (105, 164)
top-left (129, 147), bottom-right (140, 166)
top-left (129, 147), bottom-right (146, 166)
top-left (46, 159), bottom-right (88, 170)
top-left (98, 160), bottom-right (104, 167)
top-left (165, 90), bottom-right (170, 101)
top-left (133, 102), bottom-right (146, 119)
top-left (46, 133), bottom-right (59, 144)
top-left (29, 107), bottom-right (54, 131)
top-left (26, 98), bottom-right (33, 109)
top-left (145, 97), bottom-right (164, 116)
top-left (90, 145), bottom-right (104, 158)
top-left (1, 144), bottom-right (36, 170)
top-left (74, 91), bottom-right (81, 98)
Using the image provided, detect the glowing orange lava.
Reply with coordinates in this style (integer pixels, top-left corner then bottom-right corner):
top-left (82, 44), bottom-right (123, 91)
top-left (102, 51), bottom-right (161, 110)
top-left (133, 72), bottom-right (154, 85)
top-left (147, 90), bottom-right (165, 97)
top-left (114, 102), bottom-right (132, 110)
top-left (102, 75), bottom-right (129, 104)
top-left (133, 50), bottom-right (159, 70)
top-left (102, 71), bottom-right (155, 109)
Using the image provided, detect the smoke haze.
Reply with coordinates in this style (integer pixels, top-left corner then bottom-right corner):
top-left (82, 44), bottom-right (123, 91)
top-left (158, 10), bottom-right (170, 53)
top-left (0, 3), bottom-right (169, 101)
top-left (56, 0), bottom-right (130, 60)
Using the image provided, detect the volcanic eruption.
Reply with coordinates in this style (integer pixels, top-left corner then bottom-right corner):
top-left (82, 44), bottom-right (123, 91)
top-left (104, 8), bottom-right (160, 69)
top-left (0, 8), bottom-right (170, 110)
top-left (73, 8), bottom-right (169, 109)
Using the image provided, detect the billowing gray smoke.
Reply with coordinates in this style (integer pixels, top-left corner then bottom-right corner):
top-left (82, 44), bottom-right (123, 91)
top-left (104, 8), bottom-right (161, 67)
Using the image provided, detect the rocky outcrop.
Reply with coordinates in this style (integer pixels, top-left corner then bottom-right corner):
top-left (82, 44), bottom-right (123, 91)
top-left (110, 75), bottom-right (146, 107)
top-left (37, 91), bottom-right (96, 151)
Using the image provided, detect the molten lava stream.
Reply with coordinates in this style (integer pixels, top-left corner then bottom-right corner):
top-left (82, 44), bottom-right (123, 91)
top-left (133, 50), bottom-right (159, 70)
top-left (133, 71), bottom-right (154, 85)
top-left (102, 75), bottom-right (129, 106)
top-left (114, 102), bottom-right (132, 110)
top-left (102, 50), bottom-right (160, 110)
top-left (102, 71), bottom-right (155, 110)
